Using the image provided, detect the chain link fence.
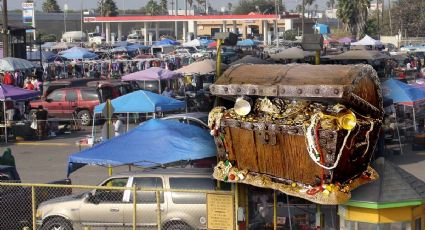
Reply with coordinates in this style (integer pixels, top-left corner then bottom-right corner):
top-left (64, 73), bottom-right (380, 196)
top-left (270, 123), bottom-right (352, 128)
top-left (0, 182), bottom-right (236, 230)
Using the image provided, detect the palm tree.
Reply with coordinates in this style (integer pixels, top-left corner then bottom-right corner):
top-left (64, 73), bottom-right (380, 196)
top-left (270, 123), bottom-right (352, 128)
top-left (98, 0), bottom-right (119, 16)
top-left (42, 0), bottom-right (61, 13)
top-left (160, 0), bottom-right (167, 15)
top-left (145, 0), bottom-right (161, 15)
top-left (227, 2), bottom-right (233, 12)
top-left (195, 0), bottom-right (206, 13)
top-left (337, 0), bottom-right (370, 40)
top-left (326, 0), bottom-right (335, 10)
top-left (305, 0), bottom-right (315, 18)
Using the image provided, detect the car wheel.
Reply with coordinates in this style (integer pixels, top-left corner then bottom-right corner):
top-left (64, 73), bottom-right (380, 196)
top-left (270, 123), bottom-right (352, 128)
top-left (77, 110), bottom-right (91, 126)
top-left (166, 223), bottom-right (193, 230)
top-left (42, 217), bottom-right (73, 230)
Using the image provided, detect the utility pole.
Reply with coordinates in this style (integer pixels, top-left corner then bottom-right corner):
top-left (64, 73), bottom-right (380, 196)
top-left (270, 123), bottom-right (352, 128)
top-left (2, 0), bottom-right (9, 57)
top-left (301, 0), bottom-right (305, 36)
top-left (80, 0), bottom-right (83, 42)
top-left (376, 0), bottom-right (380, 40)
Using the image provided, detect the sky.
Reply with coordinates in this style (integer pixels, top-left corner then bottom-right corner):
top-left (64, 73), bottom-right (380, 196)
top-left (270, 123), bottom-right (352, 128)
top-left (9, 0), bottom-right (329, 11)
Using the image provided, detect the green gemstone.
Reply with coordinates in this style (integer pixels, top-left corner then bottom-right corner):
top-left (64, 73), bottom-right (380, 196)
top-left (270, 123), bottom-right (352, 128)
top-left (224, 176), bottom-right (228, 181)
top-left (225, 160), bottom-right (230, 166)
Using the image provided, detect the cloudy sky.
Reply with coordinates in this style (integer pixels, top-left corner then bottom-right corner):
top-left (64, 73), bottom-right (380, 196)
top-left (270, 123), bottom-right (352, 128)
top-left (9, 0), bottom-right (328, 11)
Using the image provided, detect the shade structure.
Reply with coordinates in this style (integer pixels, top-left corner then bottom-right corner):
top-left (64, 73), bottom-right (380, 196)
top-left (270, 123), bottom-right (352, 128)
top-left (313, 23), bottom-right (330, 34)
top-left (236, 39), bottom-right (258, 46)
top-left (67, 119), bottom-right (217, 175)
top-left (0, 57), bottom-right (37, 71)
top-left (175, 59), bottom-right (228, 75)
top-left (154, 38), bottom-right (179, 46)
top-left (269, 47), bottom-right (315, 60)
top-left (230, 55), bottom-right (272, 65)
top-left (121, 67), bottom-right (180, 81)
top-left (0, 84), bottom-right (40, 101)
top-left (382, 79), bottom-right (425, 106)
top-left (0, 84), bottom-right (40, 143)
top-left (326, 50), bottom-right (390, 60)
top-left (51, 42), bottom-right (73, 50)
top-left (351, 35), bottom-right (382, 46)
top-left (60, 47), bottom-right (98, 59)
top-left (94, 90), bottom-right (185, 114)
top-left (59, 46), bottom-right (89, 54)
top-left (40, 42), bottom-right (57, 49)
top-left (27, 51), bottom-right (59, 62)
top-left (127, 44), bottom-right (149, 50)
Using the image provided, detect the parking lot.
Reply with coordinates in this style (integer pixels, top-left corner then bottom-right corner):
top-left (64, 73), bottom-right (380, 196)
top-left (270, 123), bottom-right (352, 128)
top-left (0, 127), bottom-right (131, 186)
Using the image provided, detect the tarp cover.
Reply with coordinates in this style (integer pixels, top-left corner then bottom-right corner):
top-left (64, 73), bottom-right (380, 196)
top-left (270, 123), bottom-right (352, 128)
top-left (382, 78), bottom-right (425, 106)
top-left (154, 38), bottom-right (179, 46)
top-left (60, 47), bottom-right (98, 59)
top-left (351, 35), bottom-right (382, 46)
top-left (0, 84), bottom-right (40, 101)
top-left (94, 90), bottom-right (185, 113)
top-left (313, 23), bottom-right (330, 34)
top-left (175, 59), bottom-right (227, 75)
top-left (0, 57), bottom-right (37, 71)
top-left (121, 67), bottom-right (180, 81)
top-left (67, 119), bottom-right (216, 175)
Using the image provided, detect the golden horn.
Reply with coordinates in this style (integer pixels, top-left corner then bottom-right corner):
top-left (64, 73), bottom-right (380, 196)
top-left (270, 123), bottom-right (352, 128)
top-left (319, 111), bottom-right (357, 130)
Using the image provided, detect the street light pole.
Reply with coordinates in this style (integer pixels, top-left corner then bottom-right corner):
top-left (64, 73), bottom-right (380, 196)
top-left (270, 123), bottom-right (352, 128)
top-left (2, 0), bottom-right (9, 57)
top-left (80, 0), bottom-right (83, 42)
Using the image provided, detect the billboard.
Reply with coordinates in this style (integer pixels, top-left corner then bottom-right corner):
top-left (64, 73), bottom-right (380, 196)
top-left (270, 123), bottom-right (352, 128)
top-left (22, 2), bottom-right (35, 33)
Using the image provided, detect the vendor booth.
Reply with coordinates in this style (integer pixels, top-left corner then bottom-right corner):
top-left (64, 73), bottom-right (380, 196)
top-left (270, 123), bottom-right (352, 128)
top-left (0, 84), bottom-right (40, 142)
top-left (68, 119), bottom-right (216, 175)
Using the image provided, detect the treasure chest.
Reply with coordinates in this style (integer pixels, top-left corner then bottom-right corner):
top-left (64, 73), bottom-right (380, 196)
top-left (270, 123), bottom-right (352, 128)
top-left (208, 64), bottom-right (383, 204)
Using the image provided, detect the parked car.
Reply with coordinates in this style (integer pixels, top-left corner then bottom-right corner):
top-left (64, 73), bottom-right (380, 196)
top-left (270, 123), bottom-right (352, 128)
top-left (42, 79), bottom-right (100, 98)
top-left (0, 164), bottom-right (71, 229)
top-left (36, 168), bottom-right (230, 230)
top-left (29, 87), bottom-right (102, 126)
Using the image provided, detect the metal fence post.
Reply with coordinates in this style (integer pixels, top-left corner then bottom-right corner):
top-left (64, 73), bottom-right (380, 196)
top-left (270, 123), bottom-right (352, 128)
top-left (31, 186), bottom-right (36, 230)
top-left (234, 184), bottom-right (239, 230)
top-left (156, 190), bottom-right (161, 230)
top-left (133, 185), bottom-right (137, 230)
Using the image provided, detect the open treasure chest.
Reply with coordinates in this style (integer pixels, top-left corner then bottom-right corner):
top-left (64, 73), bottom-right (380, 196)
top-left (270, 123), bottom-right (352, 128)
top-left (208, 64), bottom-right (383, 204)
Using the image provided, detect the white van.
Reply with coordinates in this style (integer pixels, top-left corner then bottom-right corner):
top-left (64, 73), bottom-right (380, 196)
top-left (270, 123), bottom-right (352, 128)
top-left (88, 32), bottom-right (105, 45)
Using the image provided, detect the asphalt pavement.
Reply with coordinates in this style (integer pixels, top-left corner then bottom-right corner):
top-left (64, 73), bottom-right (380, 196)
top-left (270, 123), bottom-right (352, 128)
top-left (0, 126), bottom-right (131, 186)
top-left (2, 126), bottom-right (425, 187)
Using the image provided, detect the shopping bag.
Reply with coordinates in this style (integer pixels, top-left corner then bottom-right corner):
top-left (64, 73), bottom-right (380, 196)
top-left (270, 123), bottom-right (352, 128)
top-left (30, 120), bottom-right (37, 130)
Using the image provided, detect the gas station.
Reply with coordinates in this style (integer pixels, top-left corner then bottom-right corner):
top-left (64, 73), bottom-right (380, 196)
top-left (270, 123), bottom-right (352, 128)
top-left (83, 14), bottom-right (300, 45)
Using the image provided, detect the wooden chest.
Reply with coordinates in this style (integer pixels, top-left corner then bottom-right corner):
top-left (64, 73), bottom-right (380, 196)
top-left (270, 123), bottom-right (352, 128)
top-left (209, 64), bottom-right (383, 204)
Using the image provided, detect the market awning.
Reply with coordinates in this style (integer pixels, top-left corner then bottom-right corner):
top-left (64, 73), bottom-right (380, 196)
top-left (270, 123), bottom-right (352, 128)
top-left (67, 119), bottom-right (217, 175)
top-left (94, 90), bottom-right (185, 114)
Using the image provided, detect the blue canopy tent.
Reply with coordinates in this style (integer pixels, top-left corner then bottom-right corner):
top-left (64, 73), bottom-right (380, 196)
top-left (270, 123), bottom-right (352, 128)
top-left (382, 78), bottom-right (425, 132)
top-left (91, 90), bottom-right (185, 139)
top-left (94, 90), bottom-right (185, 114)
top-left (236, 39), bottom-right (258, 46)
top-left (313, 23), bottom-right (330, 34)
top-left (68, 119), bottom-right (216, 175)
top-left (382, 79), bottom-right (425, 106)
top-left (154, 38), bottom-right (180, 46)
top-left (59, 47), bottom-right (98, 59)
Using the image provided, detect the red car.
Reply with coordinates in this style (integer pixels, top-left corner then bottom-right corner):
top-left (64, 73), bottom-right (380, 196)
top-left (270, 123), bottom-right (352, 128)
top-left (29, 87), bottom-right (101, 126)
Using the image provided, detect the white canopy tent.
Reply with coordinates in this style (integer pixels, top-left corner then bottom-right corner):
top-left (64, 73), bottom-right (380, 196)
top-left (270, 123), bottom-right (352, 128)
top-left (351, 35), bottom-right (382, 46)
